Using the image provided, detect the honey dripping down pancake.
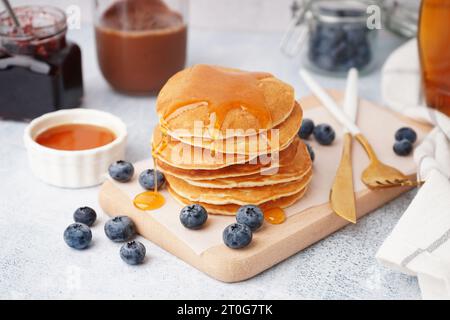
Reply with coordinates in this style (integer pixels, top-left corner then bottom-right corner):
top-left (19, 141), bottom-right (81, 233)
top-left (133, 145), bottom-right (166, 211)
top-left (156, 65), bottom-right (295, 138)
top-left (151, 125), bottom-right (297, 170)
top-left (168, 101), bottom-right (303, 156)
top-left (146, 64), bottom-right (311, 223)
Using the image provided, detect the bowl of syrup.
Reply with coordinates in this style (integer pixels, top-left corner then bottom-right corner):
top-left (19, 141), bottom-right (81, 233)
top-left (24, 109), bottom-right (127, 188)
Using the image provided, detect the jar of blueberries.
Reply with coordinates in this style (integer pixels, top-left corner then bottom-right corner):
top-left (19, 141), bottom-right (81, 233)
top-left (288, 0), bottom-right (378, 76)
top-left (307, 0), bottom-right (378, 75)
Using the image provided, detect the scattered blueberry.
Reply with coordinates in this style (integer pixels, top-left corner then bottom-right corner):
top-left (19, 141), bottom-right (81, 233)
top-left (180, 204), bottom-right (208, 230)
top-left (395, 127), bottom-right (417, 144)
top-left (108, 160), bottom-right (134, 182)
top-left (305, 143), bottom-right (315, 162)
top-left (313, 123), bottom-right (335, 145)
top-left (393, 139), bottom-right (413, 156)
top-left (139, 169), bottom-right (166, 190)
top-left (120, 241), bottom-right (146, 265)
top-left (64, 223), bottom-right (92, 250)
top-left (223, 223), bottom-right (253, 249)
top-left (298, 118), bottom-right (315, 139)
top-left (236, 205), bottom-right (264, 231)
top-left (73, 207), bottom-right (97, 227)
top-left (104, 216), bottom-right (136, 242)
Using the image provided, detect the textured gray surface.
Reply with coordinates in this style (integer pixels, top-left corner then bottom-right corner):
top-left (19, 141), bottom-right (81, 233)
top-left (0, 26), bottom-right (420, 299)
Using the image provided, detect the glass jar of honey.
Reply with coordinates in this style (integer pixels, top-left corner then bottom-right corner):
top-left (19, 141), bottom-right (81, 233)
top-left (418, 0), bottom-right (450, 119)
top-left (94, 0), bottom-right (188, 95)
top-left (0, 5), bottom-right (83, 121)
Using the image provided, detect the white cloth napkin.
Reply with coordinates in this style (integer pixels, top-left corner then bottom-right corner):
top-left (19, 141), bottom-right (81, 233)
top-left (377, 38), bottom-right (450, 300)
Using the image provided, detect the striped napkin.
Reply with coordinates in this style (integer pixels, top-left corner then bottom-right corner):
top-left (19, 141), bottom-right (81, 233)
top-left (377, 39), bottom-right (450, 300)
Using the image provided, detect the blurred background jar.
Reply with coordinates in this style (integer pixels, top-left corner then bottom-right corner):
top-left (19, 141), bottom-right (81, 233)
top-left (281, 0), bottom-right (379, 76)
top-left (306, 0), bottom-right (378, 75)
top-left (418, 0), bottom-right (450, 118)
top-left (94, 0), bottom-right (188, 95)
top-left (0, 4), bottom-right (83, 121)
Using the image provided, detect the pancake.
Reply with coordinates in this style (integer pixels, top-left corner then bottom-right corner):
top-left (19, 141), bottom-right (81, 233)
top-left (166, 101), bottom-right (303, 155)
top-left (155, 136), bottom-right (304, 180)
top-left (165, 170), bottom-right (312, 206)
top-left (156, 65), bottom-right (295, 138)
top-left (152, 124), bottom-right (295, 170)
top-left (168, 185), bottom-right (308, 215)
top-left (183, 139), bottom-right (312, 188)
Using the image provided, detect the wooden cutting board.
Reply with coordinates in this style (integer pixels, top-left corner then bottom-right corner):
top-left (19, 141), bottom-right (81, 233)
top-left (99, 90), bottom-right (430, 283)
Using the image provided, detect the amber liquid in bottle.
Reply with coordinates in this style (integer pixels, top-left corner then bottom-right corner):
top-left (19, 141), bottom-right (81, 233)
top-left (418, 0), bottom-right (450, 116)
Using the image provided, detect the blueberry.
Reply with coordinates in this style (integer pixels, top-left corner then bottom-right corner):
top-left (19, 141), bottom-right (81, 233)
top-left (120, 241), bottom-right (146, 265)
top-left (108, 160), bottom-right (134, 182)
top-left (393, 139), bottom-right (413, 156)
top-left (180, 204), bottom-right (208, 230)
top-left (395, 127), bottom-right (417, 144)
top-left (236, 205), bottom-right (264, 231)
top-left (104, 216), bottom-right (136, 242)
top-left (73, 207), bottom-right (97, 227)
top-left (64, 223), bottom-right (92, 250)
top-left (298, 118), bottom-right (315, 139)
top-left (139, 169), bottom-right (166, 190)
top-left (306, 143), bottom-right (315, 162)
top-left (313, 124), bottom-right (335, 145)
top-left (223, 223), bottom-right (253, 249)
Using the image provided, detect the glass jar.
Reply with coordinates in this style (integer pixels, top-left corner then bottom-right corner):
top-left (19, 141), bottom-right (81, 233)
top-left (305, 0), bottom-right (378, 75)
top-left (282, 0), bottom-right (378, 76)
top-left (0, 5), bottom-right (83, 121)
top-left (94, 0), bottom-right (189, 95)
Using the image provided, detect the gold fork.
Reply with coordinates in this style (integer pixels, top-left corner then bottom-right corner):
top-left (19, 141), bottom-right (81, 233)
top-left (355, 134), bottom-right (423, 189)
top-left (299, 68), bottom-right (422, 190)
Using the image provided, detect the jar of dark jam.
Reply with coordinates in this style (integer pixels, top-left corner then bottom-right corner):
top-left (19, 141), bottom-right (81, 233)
top-left (0, 5), bottom-right (83, 121)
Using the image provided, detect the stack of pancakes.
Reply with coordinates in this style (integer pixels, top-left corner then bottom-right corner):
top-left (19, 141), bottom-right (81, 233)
top-left (152, 64), bottom-right (313, 215)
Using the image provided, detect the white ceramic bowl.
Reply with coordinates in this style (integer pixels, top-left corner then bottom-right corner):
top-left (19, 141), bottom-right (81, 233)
top-left (24, 109), bottom-right (127, 188)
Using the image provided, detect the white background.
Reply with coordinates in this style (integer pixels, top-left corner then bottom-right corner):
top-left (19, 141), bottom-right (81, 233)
top-left (6, 0), bottom-right (295, 31)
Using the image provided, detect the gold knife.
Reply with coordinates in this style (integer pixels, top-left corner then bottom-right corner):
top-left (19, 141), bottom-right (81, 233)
top-left (329, 69), bottom-right (358, 223)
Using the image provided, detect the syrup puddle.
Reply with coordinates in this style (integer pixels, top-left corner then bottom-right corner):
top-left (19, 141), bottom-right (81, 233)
top-left (264, 207), bottom-right (286, 224)
top-left (133, 156), bottom-right (165, 211)
top-left (133, 191), bottom-right (165, 211)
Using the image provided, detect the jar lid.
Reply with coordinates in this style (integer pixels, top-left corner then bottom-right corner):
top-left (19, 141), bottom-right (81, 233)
top-left (310, 0), bottom-right (370, 23)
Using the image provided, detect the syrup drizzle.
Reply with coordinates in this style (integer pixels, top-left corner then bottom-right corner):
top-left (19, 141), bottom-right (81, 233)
top-left (133, 136), bottom-right (166, 211)
top-left (160, 65), bottom-right (273, 132)
top-left (264, 207), bottom-right (286, 224)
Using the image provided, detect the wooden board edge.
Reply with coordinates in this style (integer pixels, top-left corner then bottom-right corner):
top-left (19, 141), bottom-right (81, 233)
top-left (99, 179), bottom-right (413, 283)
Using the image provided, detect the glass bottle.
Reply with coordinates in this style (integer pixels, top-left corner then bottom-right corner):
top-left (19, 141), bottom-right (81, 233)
top-left (418, 0), bottom-right (450, 118)
top-left (94, 0), bottom-right (189, 95)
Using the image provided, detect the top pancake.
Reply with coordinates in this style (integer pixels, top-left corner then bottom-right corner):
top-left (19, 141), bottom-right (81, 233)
top-left (156, 64), bottom-right (295, 138)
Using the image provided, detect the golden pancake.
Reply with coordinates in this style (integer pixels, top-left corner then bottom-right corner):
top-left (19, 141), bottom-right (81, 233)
top-left (152, 124), bottom-right (295, 170)
top-left (154, 136), bottom-right (301, 180)
top-left (165, 170), bottom-right (312, 206)
top-left (156, 65), bottom-right (295, 138)
top-left (167, 101), bottom-right (302, 155)
top-left (168, 185), bottom-right (308, 215)
top-left (184, 139), bottom-right (312, 188)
